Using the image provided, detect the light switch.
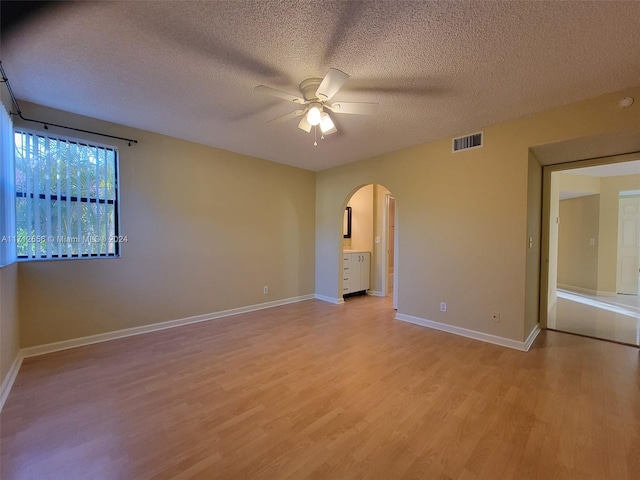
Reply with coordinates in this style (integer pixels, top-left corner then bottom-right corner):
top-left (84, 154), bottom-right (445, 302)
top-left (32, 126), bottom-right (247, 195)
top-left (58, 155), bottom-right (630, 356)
top-left (375, 236), bottom-right (381, 244)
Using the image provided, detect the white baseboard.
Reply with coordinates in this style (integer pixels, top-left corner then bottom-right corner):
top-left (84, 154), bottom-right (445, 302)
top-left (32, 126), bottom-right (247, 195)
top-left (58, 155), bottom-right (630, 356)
top-left (2, 296), bottom-right (541, 412)
top-left (0, 351), bottom-right (24, 411)
top-left (596, 291), bottom-right (617, 297)
top-left (524, 324), bottom-right (541, 350)
top-left (20, 294), bottom-right (315, 359)
top-left (367, 290), bottom-right (384, 297)
top-left (395, 313), bottom-right (538, 351)
top-left (557, 284), bottom-right (596, 295)
top-left (314, 294), bottom-right (344, 304)
top-left (558, 285), bottom-right (617, 298)
top-left (2, 294), bottom-right (316, 411)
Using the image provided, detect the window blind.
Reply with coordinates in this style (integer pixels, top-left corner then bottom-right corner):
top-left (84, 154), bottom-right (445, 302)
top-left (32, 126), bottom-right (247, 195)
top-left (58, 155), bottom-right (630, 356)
top-left (0, 105), bottom-right (16, 266)
top-left (14, 130), bottom-right (120, 259)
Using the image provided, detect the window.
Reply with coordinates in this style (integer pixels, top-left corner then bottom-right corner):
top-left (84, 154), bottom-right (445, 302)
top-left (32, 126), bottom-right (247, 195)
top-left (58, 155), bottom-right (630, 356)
top-left (14, 130), bottom-right (120, 259)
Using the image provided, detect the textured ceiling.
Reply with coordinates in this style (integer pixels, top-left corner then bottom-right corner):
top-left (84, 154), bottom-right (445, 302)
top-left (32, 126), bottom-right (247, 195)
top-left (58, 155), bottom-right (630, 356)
top-left (2, 1), bottom-right (640, 171)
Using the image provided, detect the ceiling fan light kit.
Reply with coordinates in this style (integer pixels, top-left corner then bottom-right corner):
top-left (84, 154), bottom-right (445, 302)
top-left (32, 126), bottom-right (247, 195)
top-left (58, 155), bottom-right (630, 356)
top-left (319, 112), bottom-right (336, 135)
top-left (255, 68), bottom-right (379, 145)
top-left (298, 115), bottom-right (312, 133)
top-left (307, 103), bottom-right (323, 125)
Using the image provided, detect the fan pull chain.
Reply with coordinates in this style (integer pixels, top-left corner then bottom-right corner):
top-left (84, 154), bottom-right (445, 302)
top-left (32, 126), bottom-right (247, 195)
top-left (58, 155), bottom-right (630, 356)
top-left (314, 125), bottom-right (318, 146)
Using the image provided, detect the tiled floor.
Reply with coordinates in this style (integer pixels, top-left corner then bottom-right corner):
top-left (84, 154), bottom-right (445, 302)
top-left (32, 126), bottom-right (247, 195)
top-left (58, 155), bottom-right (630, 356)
top-left (549, 289), bottom-right (640, 346)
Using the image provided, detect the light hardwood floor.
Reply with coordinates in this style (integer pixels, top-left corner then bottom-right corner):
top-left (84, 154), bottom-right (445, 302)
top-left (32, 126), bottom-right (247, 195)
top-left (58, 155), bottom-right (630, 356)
top-left (1, 296), bottom-right (639, 479)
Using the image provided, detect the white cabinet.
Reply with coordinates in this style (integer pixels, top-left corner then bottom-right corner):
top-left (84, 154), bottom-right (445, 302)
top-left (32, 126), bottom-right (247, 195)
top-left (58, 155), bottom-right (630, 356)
top-left (342, 251), bottom-right (370, 295)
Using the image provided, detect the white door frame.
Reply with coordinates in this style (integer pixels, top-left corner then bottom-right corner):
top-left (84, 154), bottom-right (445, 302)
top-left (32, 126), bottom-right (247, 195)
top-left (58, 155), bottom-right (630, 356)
top-left (381, 196), bottom-right (388, 298)
top-left (382, 193), bottom-right (398, 309)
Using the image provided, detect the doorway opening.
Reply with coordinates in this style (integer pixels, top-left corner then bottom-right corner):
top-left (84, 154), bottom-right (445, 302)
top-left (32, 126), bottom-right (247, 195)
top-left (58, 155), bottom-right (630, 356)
top-left (386, 194), bottom-right (396, 302)
top-left (341, 184), bottom-right (398, 309)
top-left (543, 158), bottom-right (640, 346)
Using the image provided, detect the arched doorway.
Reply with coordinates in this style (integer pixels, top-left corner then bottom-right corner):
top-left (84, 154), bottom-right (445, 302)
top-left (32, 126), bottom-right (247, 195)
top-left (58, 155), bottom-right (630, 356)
top-left (341, 184), bottom-right (398, 308)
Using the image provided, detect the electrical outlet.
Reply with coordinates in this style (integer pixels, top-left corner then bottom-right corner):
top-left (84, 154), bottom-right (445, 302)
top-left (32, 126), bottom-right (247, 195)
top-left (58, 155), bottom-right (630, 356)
top-left (263, 285), bottom-right (268, 294)
top-left (440, 302), bottom-right (447, 312)
top-left (491, 311), bottom-right (500, 323)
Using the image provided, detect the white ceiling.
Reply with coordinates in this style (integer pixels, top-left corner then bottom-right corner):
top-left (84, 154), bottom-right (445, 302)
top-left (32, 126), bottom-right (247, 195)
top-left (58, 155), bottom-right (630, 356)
top-left (558, 159), bottom-right (640, 200)
top-left (565, 160), bottom-right (640, 178)
top-left (2, 1), bottom-right (640, 171)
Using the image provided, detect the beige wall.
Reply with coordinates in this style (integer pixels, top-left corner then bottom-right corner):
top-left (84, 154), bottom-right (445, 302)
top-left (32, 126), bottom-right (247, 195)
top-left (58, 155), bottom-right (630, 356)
top-left (316, 86), bottom-right (640, 343)
top-left (347, 185), bottom-right (374, 253)
top-left (317, 137), bottom-right (531, 341)
top-left (15, 102), bottom-right (316, 348)
top-left (559, 173), bottom-right (601, 195)
top-left (555, 172), bottom-right (602, 297)
top-left (0, 263), bottom-right (20, 390)
top-left (553, 172), bottom-right (640, 295)
top-left (342, 231), bottom-right (351, 249)
top-left (598, 174), bottom-right (640, 293)
top-left (558, 195), bottom-right (600, 292)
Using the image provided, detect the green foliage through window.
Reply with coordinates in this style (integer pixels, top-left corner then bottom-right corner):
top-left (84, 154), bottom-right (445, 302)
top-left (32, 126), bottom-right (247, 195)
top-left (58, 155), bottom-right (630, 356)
top-left (14, 131), bottom-right (120, 259)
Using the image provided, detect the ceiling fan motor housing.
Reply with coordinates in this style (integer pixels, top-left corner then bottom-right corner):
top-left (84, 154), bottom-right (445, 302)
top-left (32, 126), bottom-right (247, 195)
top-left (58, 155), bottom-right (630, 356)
top-left (299, 78), bottom-right (323, 101)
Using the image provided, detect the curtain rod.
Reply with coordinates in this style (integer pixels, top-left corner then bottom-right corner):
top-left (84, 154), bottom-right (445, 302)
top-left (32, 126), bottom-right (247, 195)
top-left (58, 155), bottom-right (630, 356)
top-left (0, 61), bottom-right (138, 146)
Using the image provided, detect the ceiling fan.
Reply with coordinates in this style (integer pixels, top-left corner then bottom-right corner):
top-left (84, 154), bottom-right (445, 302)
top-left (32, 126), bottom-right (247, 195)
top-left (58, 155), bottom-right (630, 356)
top-left (254, 68), bottom-right (378, 145)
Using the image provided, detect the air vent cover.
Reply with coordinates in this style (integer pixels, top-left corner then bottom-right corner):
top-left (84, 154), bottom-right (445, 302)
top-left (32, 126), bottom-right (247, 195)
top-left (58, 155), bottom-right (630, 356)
top-left (452, 132), bottom-right (483, 152)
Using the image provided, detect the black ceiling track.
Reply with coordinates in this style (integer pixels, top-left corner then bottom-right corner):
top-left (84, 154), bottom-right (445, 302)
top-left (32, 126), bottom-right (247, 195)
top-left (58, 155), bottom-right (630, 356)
top-left (0, 61), bottom-right (138, 146)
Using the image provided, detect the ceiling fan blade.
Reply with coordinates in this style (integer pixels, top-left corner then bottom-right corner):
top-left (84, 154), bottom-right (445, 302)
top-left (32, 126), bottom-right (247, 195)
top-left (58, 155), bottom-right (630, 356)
top-left (316, 68), bottom-right (350, 101)
top-left (298, 115), bottom-right (312, 133)
top-left (328, 102), bottom-right (378, 115)
top-left (255, 85), bottom-right (305, 104)
top-left (268, 110), bottom-right (305, 123)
